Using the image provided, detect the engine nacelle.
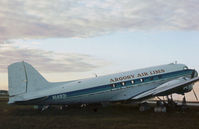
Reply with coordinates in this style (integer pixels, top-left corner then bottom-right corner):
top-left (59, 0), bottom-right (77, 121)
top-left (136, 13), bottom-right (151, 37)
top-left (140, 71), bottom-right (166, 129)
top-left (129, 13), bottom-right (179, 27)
top-left (182, 84), bottom-right (193, 93)
top-left (175, 77), bottom-right (193, 95)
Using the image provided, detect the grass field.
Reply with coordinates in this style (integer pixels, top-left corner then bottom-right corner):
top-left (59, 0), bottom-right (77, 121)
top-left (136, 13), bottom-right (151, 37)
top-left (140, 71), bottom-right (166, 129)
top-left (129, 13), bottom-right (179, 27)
top-left (1, 98), bottom-right (199, 129)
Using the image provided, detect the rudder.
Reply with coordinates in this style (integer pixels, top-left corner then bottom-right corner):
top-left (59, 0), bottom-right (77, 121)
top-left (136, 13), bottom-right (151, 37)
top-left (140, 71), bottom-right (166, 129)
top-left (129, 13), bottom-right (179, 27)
top-left (8, 62), bottom-right (27, 96)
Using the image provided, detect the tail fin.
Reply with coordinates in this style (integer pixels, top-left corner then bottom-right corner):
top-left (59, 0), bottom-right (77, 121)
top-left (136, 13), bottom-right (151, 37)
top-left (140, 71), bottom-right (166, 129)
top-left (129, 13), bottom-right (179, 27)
top-left (8, 61), bottom-right (49, 97)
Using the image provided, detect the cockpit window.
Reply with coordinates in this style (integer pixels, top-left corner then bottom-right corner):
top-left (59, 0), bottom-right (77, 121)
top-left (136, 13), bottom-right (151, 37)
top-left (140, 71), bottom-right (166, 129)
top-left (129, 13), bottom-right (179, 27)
top-left (183, 66), bottom-right (188, 70)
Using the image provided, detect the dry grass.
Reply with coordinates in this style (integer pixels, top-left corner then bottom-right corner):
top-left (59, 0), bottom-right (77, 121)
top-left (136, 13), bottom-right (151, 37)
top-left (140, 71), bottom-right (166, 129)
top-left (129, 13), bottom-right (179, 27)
top-left (0, 98), bottom-right (199, 129)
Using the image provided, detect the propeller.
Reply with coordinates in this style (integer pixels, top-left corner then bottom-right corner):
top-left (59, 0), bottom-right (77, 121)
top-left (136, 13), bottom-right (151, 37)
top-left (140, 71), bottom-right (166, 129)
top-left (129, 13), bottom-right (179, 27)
top-left (193, 88), bottom-right (198, 101)
top-left (191, 70), bottom-right (198, 101)
top-left (191, 71), bottom-right (195, 78)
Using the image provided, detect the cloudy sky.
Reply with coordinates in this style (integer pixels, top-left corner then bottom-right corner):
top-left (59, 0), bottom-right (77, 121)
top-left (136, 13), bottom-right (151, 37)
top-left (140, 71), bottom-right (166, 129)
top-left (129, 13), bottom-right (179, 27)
top-left (0, 0), bottom-right (199, 100)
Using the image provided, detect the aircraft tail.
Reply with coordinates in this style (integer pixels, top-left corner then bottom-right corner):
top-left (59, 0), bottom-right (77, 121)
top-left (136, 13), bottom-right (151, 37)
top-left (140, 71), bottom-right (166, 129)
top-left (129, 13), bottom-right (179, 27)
top-left (8, 61), bottom-right (49, 97)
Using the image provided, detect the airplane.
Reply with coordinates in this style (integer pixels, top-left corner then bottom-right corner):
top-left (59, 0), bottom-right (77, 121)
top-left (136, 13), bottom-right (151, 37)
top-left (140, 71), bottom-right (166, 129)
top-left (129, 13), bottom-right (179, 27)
top-left (8, 61), bottom-right (199, 111)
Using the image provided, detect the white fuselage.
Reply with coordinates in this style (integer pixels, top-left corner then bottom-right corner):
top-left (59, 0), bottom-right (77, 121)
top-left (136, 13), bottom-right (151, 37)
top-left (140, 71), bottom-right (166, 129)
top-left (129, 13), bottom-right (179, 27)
top-left (12, 63), bottom-right (194, 105)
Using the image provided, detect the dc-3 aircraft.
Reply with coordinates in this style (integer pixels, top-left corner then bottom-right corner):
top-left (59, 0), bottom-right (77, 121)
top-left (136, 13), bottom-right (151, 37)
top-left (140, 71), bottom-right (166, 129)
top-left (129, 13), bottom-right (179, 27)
top-left (8, 61), bottom-right (199, 111)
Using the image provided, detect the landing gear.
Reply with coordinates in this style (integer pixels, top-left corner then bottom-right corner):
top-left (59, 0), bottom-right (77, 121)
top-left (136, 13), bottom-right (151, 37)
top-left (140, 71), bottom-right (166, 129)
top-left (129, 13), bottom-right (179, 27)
top-left (182, 96), bottom-right (187, 106)
top-left (180, 95), bottom-right (188, 112)
top-left (34, 105), bottom-right (50, 112)
top-left (167, 95), bottom-right (177, 108)
top-left (139, 102), bottom-right (150, 112)
top-left (80, 104), bottom-right (87, 108)
top-left (60, 105), bottom-right (69, 110)
top-left (154, 100), bottom-right (167, 112)
top-left (155, 95), bottom-right (189, 112)
top-left (41, 105), bottom-right (50, 112)
top-left (154, 95), bottom-right (178, 112)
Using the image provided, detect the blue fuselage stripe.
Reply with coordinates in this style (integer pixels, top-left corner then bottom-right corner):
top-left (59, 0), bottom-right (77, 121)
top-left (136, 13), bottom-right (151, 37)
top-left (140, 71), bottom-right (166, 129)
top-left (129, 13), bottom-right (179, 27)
top-left (49, 69), bottom-right (194, 101)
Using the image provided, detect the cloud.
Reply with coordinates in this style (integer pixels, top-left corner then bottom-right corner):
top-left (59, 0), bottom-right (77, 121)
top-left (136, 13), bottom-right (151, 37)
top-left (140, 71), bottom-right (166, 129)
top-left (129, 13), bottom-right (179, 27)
top-left (0, 44), bottom-right (108, 73)
top-left (0, 0), bottom-right (199, 41)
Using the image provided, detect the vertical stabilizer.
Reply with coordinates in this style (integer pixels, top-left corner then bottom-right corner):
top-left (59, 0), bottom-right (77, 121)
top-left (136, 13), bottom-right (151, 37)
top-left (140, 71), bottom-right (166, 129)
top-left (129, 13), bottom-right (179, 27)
top-left (8, 61), bottom-right (50, 97)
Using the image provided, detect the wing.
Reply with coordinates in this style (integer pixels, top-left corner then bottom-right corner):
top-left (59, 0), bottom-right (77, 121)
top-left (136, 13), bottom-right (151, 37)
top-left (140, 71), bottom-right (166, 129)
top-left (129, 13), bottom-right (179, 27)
top-left (132, 77), bottom-right (199, 100)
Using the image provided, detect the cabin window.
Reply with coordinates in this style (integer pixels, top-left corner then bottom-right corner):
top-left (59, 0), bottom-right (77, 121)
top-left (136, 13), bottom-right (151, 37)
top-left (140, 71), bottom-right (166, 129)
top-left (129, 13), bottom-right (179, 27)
top-left (150, 77), bottom-right (154, 81)
top-left (131, 80), bottom-right (135, 84)
top-left (112, 84), bottom-right (116, 88)
top-left (158, 75), bottom-right (162, 79)
top-left (121, 82), bottom-right (125, 86)
top-left (140, 79), bottom-right (144, 82)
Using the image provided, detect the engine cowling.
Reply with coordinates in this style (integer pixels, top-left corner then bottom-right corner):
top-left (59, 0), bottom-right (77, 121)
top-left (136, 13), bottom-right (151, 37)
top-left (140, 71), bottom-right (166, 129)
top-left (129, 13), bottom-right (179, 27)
top-left (174, 77), bottom-right (193, 95)
top-left (181, 84), bottom-right (193, 93)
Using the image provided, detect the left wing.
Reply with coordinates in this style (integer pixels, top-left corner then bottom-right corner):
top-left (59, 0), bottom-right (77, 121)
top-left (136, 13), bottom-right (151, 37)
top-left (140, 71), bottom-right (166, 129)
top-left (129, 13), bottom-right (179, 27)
top-left (132, 77), bottom-right (199, 100)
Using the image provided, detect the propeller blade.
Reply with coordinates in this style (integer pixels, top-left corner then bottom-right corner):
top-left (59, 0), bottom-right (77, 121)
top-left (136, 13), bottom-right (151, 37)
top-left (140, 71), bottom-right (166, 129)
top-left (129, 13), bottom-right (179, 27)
top-left (193, 89), bottom-right (198, 101)
top-left (191, 71), bottom-right (195, 78)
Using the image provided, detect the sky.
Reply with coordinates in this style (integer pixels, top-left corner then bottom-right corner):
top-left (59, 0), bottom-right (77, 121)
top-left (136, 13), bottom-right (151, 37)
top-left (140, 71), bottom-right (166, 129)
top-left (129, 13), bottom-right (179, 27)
top-left (0, 0), bottom-right (199, 101)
